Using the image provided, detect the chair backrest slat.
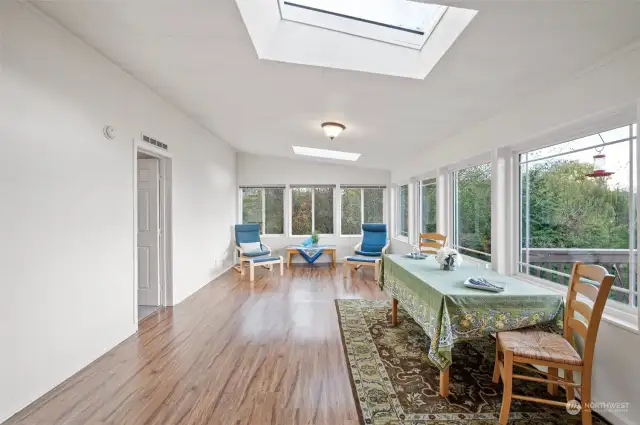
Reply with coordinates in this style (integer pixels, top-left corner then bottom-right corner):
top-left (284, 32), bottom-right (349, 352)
top-left (568, 299), bottom-right (592, 322)
top-left (419, 233), bottom-right (447, 254)
top-left (564, 262), bottom-right (615, 373)
top-left (573, 281), bottom-right (599, 302)
top-left (568, 317), bottom-right (588, 339)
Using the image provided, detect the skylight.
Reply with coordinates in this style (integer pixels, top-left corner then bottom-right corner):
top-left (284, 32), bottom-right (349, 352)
top-left (279, 0), bottom-right (447, 50)
top-left (293, 146), bottom-right (361, 161)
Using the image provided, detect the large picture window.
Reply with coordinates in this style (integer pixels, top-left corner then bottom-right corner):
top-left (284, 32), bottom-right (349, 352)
top-left (420, 178), bottom-right (437, 233)
top-left (397, 184), bottom-right (409, 237)
top-left (291, 186), bottom-right (335, 235)
top-left (341, 186), bottom-right (385, 235)
top-left (452, 163), bottom-right (492, 260)
top-left (520, 124), bottom-right (637, 307)
top-left (241, 187), bottom-right (285, 234)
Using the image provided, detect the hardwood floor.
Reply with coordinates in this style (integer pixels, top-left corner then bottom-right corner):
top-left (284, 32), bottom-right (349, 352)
top-left (5, 265), bottom-right (387, 425)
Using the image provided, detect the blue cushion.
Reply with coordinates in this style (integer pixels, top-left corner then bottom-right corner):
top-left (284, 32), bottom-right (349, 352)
top-left (355, 250), bottom-right (382, 257)
top-left (252, 256), bottom-right (281, 263)
top-left (345, 256), bottom-right (378, 263)
top-left (235, 224), bottom-right (261, 245)
top-left (361, 223), bottom-right (388, 253)
top-left (243, 249), bottom-right (270, 258)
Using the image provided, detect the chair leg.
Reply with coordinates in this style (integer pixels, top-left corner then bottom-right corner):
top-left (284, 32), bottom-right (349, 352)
top-left (547, 367), bottom-right (559, 396)
top-left (499, 351), bottom-right (513, 425)
top-left (581, 375), bottom-right (592, 425)
top-left (240, 260), bottom-right (245, 276)
top-left (250, 262), bottom-right (255, 282)
top-left (492, 340), bottom-right (501, 384)
top-left (374, 261), bottom-right (380, 281)
top-left (280, 258), bottom-right (283, 276)
top-left (565, 370), bottom-right (575, 401)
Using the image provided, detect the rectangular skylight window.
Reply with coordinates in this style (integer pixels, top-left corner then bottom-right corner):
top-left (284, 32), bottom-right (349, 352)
top-left (279, 0), bottom-right (447, 50)
top-left (293, 146), bottom-right (361, 161)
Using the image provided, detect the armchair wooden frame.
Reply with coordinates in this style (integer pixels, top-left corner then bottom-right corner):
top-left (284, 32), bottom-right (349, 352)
top-left (493, 262), bottom-right (615, 425)
top-left (233, 243), bottom-right (272, 274)
top-left (347, 240), bottom-right (390, 278)
top-left (419, 233), bottom-right (447, 255)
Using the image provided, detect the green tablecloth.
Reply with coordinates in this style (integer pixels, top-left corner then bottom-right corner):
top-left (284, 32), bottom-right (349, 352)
top-left (382, 254), bottom-right (564, 370)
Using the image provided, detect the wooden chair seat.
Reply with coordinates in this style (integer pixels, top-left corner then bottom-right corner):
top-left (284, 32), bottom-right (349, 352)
top-left (498, 328), bottom-right (583, 366)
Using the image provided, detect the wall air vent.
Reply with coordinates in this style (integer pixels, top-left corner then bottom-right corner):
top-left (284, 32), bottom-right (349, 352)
top-left (142, 134), bottom-right (168, 151)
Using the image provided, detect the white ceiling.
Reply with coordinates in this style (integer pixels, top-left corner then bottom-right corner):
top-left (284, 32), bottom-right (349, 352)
top-left (33, 0), bottom-right (640, 170)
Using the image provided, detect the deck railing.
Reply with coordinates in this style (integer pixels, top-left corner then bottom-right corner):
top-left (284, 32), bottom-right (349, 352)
top-left (521, 248), bottom-right (636, 304)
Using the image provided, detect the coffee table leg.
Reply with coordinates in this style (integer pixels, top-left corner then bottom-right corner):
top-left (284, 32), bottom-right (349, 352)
top-left (332, 250), bottom-right (336, 268)
top-left (287, 251), bottom-right (291, 268)
top-left (391, 298), bottom-right (398, 326)
top-left (440, 367), bottom-right (450, 397)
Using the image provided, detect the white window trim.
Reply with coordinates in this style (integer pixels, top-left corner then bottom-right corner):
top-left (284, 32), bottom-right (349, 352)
top-left (239, 186), bottom-right (286, 236)
top-left (395, 183), bottom-right (410, 239)
top-left (419, 176), bottom-right (437, 235)
top-left (289, 186), bottom-right (336, 237)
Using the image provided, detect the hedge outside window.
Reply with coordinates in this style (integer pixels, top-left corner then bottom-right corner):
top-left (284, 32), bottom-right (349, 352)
top-left (291, 186), bottom-right (335, 235)
top-left (241, 187), bottom-right (285, 234)
top-left (341, 187), bottom-right (385, 235)
top-left (452, 163), bottom-right (492, 260)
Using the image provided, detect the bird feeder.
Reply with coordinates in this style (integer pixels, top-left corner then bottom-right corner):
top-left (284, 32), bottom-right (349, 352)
top-left (584, 135), bottom-right (615, 178)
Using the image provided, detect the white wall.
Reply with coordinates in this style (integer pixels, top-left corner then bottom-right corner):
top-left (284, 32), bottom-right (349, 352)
top-left (389, 42), bottom-right (640, 425)
top-left (0, 2), bottom-right (236, 422)
top-left (237, 153), bottom-right (391, 261)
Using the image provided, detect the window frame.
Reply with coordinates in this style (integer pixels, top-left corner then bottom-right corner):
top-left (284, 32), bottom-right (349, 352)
top-left (514, 123), bottom-right (638, 312)
top-left (419, 177), bottom-right (437, 234)
top-left (450, 160), bottom-right (493, 262)
top-left (396, 184), bottom-right (410, 239)
top-left (239, 186), bottom-right (286, 236)
top-left (289, 185), bottom-right (336, 236)
top-left (339, 186), bottom-right (386, 236)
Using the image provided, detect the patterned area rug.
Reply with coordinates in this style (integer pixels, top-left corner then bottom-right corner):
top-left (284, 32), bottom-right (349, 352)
top-left (335, 299), bottom-right (610, 425)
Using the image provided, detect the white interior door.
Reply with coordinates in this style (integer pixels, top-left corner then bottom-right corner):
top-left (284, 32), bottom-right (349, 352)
top-left (137, 158), bottom-right (161, 306)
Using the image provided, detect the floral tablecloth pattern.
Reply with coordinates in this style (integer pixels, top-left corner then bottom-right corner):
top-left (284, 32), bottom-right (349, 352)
top-left (382, 254), bottom-right (564, 370)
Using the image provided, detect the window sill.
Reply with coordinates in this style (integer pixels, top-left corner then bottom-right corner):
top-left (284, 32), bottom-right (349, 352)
top-left (515, 273), bottom-right (639, 334)
top-left (392, 235), bottom-right (409, 244)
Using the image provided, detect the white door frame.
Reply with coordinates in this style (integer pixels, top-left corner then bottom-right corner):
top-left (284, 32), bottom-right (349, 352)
top-left (133, 138), bottom-right (174, 325)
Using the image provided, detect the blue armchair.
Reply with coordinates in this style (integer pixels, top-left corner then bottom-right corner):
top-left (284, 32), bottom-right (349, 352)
top-left (344, 223), bottom-right (389, 281)
top-left (354, 223), bottom-right (389, 257)
top-left (234, 224), bottom-right (272, 274)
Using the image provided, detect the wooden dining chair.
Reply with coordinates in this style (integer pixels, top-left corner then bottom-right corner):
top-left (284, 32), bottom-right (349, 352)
top-left (419, 232), bottom-right (447, 254)
top-left (492, 262), bottom-right (614, 425)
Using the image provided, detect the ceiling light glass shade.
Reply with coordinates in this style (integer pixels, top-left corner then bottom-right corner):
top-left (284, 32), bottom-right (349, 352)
top-left (321, 122), bottom-right (346, 140)
top-left (293, 145), bottom-right (360, 161)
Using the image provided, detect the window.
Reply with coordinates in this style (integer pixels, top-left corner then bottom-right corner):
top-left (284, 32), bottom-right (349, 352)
top-left (452, 163), bottom-right (492, 260)
top-left (291, 186), bottom-right (335, 235)
top-left (341, 186), bottom-right (385, 235)
top-left (397, 184), bottom-right (409, 237)
top-left (241, 187), bottom-right (285, 234)
top-left (520, 124), bottom-right (637, 308)
top-left (420, 178), bottom-right (437, 233)
top-left (279, 0), bottom-right (448, 50)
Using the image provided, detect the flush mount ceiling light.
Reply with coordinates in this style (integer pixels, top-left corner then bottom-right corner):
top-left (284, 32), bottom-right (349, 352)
top-left (321, 122), bottom-right (346, 140)
top-left (293, 145), bottom-right (360, 161)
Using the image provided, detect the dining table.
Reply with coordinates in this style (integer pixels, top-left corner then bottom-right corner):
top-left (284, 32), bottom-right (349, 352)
top-left (381, 254), bottom-right (565, 397)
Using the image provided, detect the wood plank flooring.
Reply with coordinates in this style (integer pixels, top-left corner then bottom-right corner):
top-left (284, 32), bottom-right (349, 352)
top-left (4, 265), bottom-right (387, 425)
